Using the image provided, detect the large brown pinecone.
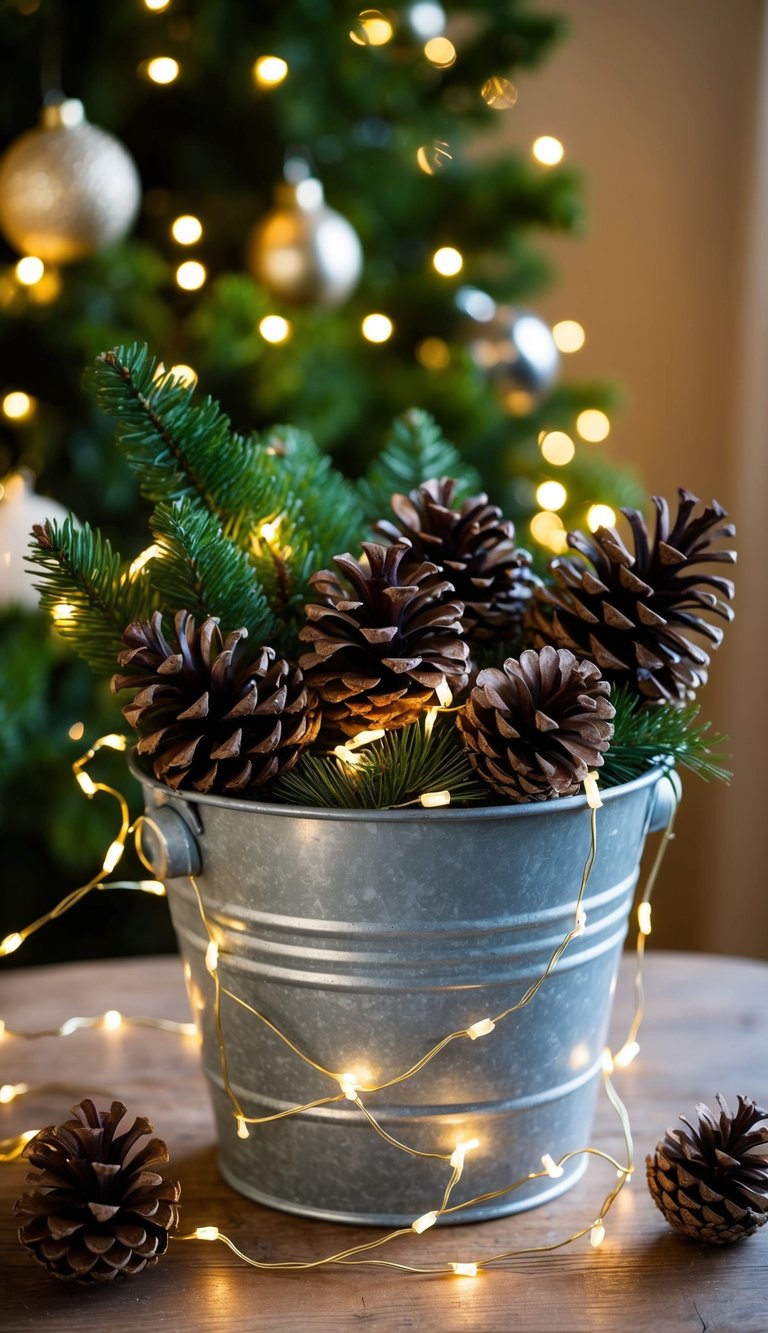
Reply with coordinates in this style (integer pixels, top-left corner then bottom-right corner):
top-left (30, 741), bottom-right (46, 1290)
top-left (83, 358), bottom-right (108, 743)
top-left (646, 1095), bottom-right (768, 1245)
top-left (456, 645), bottom-right (614, 802)
top-left (526, 489), bottom-right (736, 703)
top-left (14, 1099), bottom-right (181, 1282)
top-left (112, 609), bottom-right (320, 794)
top-left (299, 541), bottom-right (469, 735)
top-left (376, 477), bottom-right (539, 644)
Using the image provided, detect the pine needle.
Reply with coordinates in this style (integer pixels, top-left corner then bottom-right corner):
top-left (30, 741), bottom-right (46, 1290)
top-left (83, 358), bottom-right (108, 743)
top-left (601, 686), bottom-right (731, 787)
top-left (273, 716), bottom-right (487, 810)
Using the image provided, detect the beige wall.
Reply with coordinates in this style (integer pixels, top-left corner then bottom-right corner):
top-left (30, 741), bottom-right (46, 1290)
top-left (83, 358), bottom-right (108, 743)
top-left (497, 0), bottom-right (768, 956)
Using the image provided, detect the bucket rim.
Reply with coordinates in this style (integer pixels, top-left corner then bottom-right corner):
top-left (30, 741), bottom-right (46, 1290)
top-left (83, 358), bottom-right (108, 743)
top-left (128, 751), bottom-right (673, 824)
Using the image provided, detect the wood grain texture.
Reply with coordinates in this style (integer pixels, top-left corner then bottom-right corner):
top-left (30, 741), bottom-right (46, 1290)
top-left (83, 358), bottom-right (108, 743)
top-left (1, 951), bottom-right (767, 1332)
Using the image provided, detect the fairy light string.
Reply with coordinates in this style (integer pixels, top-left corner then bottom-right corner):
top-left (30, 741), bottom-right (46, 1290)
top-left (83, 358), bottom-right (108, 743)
top-left (0, 739), bottom-right (679, 1277)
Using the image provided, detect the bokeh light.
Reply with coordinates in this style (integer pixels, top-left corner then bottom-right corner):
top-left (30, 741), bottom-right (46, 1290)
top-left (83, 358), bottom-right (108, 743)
top-left (171, 215), bottom-right (203, 245)
top-left (362, 313), bottom-right (393, 342)
top-left (350, 10), bottom-right (394, 46)
top-left (576, 409), bottom-right (610, 442)
top-left (146, 57), bottom-right (179, 84)
top-left (532, 135), bottom-right (564, 166)
top-left (175, 260), bottom-right (206, 290)
top-left (540, 431), bottom-right (575, 466)
top-left (15, 256), bottom-right (44, 285)
top-left (480, 76), bottom-right (518, 110)
top-left (424, 36), bottom-right (456, 67)
top-left (2, 391), bottom-right (34, 420)
top-left (432, 246), bottom-right (463, 276)
top-left (253, 56), bottom-right (289, 86)
top-left (552, 320), bottom-right (585, 353)
top-left (536, 480), bottom-right (567, 511)
top-left (416, 337), bottom-right (450, 369)
top-left (259, 315), bottom-right (291, 343)
top-left (587, 504), bottom-right (617, 532)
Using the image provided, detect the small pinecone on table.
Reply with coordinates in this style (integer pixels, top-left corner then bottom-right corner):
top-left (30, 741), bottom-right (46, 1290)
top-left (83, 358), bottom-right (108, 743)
top-left (112, 609), bottom-right (320, 794)
top-left (646, 1095), bottom-right (768, 1244)
top-left (376, 477), bottom-right (539, 646)
top-left (299, 540), bottom-right (469, 735)
top-left (526, 489), bottom-right (736, 703)
top-left (456, 645), bottom-right (614, 802)
top-left (14, 1099), bottom-right (180, 1282)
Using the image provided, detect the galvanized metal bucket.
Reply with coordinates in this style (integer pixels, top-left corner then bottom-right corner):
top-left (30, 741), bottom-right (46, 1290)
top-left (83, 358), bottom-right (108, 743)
top-left (133, 760), bottom-right (676, 1225)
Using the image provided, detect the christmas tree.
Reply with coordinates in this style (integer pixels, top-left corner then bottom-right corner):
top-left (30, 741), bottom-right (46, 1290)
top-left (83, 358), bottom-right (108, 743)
top-left (0, 0), bottom-right (643, 962)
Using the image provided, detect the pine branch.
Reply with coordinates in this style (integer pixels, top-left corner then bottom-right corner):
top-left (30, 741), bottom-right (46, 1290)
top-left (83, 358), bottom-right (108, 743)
top-left (149, 499), bottom-right (276, 643)
top-left (601, 686), bottom-right (731, 788)
top-left (260, 424), bottom-right (365, 562)
top-left (26, 517), bottom-right (155, 675)
top-left (358, 409), bottom-right (482, 521)
top-left (89, 344), bottom-right (256, 522)
top-left (273, 717), bottom-right (487, 810)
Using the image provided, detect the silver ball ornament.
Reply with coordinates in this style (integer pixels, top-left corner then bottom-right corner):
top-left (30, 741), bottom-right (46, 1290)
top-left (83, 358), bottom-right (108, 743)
top-left (248, 179), bottom-right (363, 309)
top-left (406, 3), bottom-right (446, 39)
top-left (0, 100), bottom-right (141, 264)
top-left (461, 292), bottom-right (560, 409)
top-left (0, 472), bottom-right (70, 611)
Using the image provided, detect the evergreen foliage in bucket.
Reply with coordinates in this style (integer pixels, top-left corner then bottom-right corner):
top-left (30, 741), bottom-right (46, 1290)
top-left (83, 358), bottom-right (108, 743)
top-left (25, 344), bottom-right (736, 1222)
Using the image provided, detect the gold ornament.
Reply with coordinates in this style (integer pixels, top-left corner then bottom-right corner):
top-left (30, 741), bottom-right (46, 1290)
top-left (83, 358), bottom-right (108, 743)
top-left (0, 100), bottom-right (141, 264)
top-left (247, 178), bottom-right (363, 308)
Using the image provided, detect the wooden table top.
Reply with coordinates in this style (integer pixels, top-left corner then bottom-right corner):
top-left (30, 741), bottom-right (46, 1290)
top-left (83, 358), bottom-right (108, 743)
top-left (2, 951), bottom-right (767, 1332)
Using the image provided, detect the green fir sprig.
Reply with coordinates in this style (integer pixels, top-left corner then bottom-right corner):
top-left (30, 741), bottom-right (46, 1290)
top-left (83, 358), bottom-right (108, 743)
top-left (358, 409), bottom-right (482, 521)
top-left (273, 716), bottom-right (487, 810)
top-left (28, 516), bottom-right (155, 675)
top-left (148, 499), bottom-right (275, 643)
top-left (600, 687), bottom-right (731, 788)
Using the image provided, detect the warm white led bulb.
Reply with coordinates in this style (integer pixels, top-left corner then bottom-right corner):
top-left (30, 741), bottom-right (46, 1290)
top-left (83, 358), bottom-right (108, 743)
top-left (205, 941), bottom-right (219, 974)
top-left (638, 902), bottom-right (652, 936)
top-left (411, 1210), bottom-right (438, 1234)
top-left (590, 1222), bottom-right (606, 1248)
top-left (451, 1262), bottom-right (478, 1277)
top-left (532, 135), bottom-right (564, 166)
top-left (436, 678), bottom-right (453, 707)
top-left (102, 841), bottom-right (125, 874)
top-left (195, 1226), bottom-right (220, 1241)
top-left (467, 1017), bottom-right (495, 1040)
top-left (614, 1040), bottom-right (640, 1069)
top-left (129, 544), bottom-right (162, 578)
top-left (420, 791), bottom-right (451, 808)
top-left (103, 1009), bottom-right (122, 1031)
top-left (76, 771), bottom-right (98, 798)
top-left (541, 1152), bottom-right (564, 1178)
top-left (236, 1115), bottom-right (250, 1139)
top-left (583, 772), bottom-right (602, 809)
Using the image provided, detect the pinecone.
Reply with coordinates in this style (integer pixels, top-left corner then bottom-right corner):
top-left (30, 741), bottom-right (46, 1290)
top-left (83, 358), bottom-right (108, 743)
top-left (456, 645), bottom-right (614, 802)
top-left (646, 1095), bottom-right (768, 1245)
top-left (112, 609), bottom-right (320, 794)
top-left (298, 541), bottom-right (469, 735)
top-left (376, 477), bottom-right (539, 645)
top-left (14, 1099), bottom-right (181, 1282)
top-left (526, 489), bottom-right (736, 704)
